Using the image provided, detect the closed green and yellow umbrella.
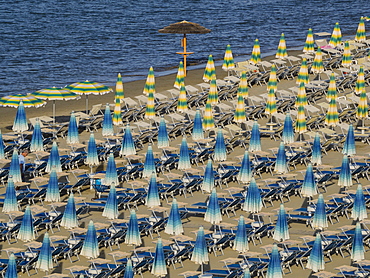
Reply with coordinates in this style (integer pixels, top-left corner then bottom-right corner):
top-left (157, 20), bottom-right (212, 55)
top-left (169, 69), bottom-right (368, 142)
top-left (234, 94), bottom-right (246, 123)
top-left (326, 73), bottom-right (338, 102)
top-left (207, 78), bottom-right (218, 105)
top-left (329, 22), bottom-right (342, 48)
top-left (203, 54), bottom-right (216, 82)
top-left (355, 66), bottom-right (365, 96)
top-left (177, 83), bottom-right (188, 113)
top-left (341, 41), bottom-right (352, 68)
top-left (303, 28), bottom-right (315, 54)
top-left (325, 98), bottom-right (339, 127)
top-left (143, 66), bottom-right (155, 96)
top-left (295, 103), bottom-right (307, 135)
top-left (115, 73), bottom-right (125, 101)
top-left (265, 88), bottom-right (277, 116)
top-left (267, 64), bottom-right (277, 92)
top-left (355, 17), bottom-right (366, 42)
top-left (311, 48), bottom-right (324, 75)
top-left (296, 58), bottom-right (309, 85)
top-left (0, 94), bottom-right (46, 108)
top-left (113, 96), bottom-right (123, 126)
top-left (145, 90), bottom-right (155, 119)
top-left (250, 39), bottom-right (261, 65)
top-left (356, 86), bottom-right (368, 121)
top-left (238, 72), bottom-right (249, 98)
top-left (276, 33), bottom-right (288, 59)
top-left (222, 44), bottom-right (235, 73)
top-left (174, 62), bottom-right (185, 90)
top-left (203, 102), bottom-right (215, 130)
top-left (295, 82), bottom-right (307, 107)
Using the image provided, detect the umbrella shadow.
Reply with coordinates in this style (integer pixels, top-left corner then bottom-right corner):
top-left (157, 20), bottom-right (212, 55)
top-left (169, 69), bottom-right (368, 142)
top-left (53, 261), bottom-right (64, 274)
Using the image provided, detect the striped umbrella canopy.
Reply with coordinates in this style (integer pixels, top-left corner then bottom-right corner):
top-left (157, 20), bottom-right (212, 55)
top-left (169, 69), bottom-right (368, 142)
top-left (342, 124), bottom-right (356, 156)
top-left (104, 153), bottom-right (118, 186)
top-left (301, 163), bottom-right (318, 198)
top-left (3, 178), bottom-right (18, 212)
top-left (296, 58), bottom-right (309, 85)
top-left (238, 72), bottom-right (249, 99)
top-left (125, 210), bottom-right (141, 246)
top-left (30, 118), bottom-right (43, 152)
top-left (311, 133), bottom-right (322, 165)
top-left (102, 183), bottom-right (118, 220)
top-left (311, 48), bottom-right (324, 74)
top-left (165, 198), bottom-right (184, 235)
top-left (146, 173), bottom-right (161, 208)
top-left (243, 177), bottom-right (263, 213)
top-left (312, 194), bottom-right (328, 230)
top-left (338, 155), bottom-right (353, 187)
top-left (124, 259), bottom-right (134, 278)
top-left (66, 80), bottom-right (112, 113)
top-left (326, 73), bottom-right (338, 102)
top-left (12, 100), bottom-right (28, 133)
top-left (17, 205), bottom-right (35, 242)
top-left (143, 66), bottom-right (155, 96)
top-left (295, 82), bottom-right (307, 107)
top-left (202, 159), bottom-right (215, 193)
top-left (9, 150), bottom-right (22, 183)
top-left (86, 133), bottom-right (99, 167)
top-left (145, 89), bottom-right (155, 119)
top-left (80, 220), bottom-right (99, 259)
top-left (174, 61), bottom-right (185, 89)
top-left (143, 145), bottom-right (155, 178)
top-left (178, 136), bottom-right (191, 170)
top-left (273, 203), bottom-right (289, 242)
top-left (306, 233), bottom-right (325, 272)
top-left (352, 222), bottom-right (365, 262)
top-left (303, 28), bottom-right (315, 53)
top-left (275, 33), bottom-right (288, 59)
top-left (113, 96), bottom-right (123, 126)
top-left (36, 233), bottom-right (53, 272)
top-left (45, 168), bottom-right (61, 202)
top-left (115, 73), bottom-right (125, 101)
top-left (355, 66), bottom-right (365, 96)
top-left (67, 112), bottom-right (79, 145)
top-left (233, 215), bottom-right (249, 253)
top-left (203, 54), bottom-right (216, 82)
top-left (355, 17), bottom-right (366, 42)
top-left (282, 112), bottom-right (294, 144)
top-left (250, 39), bottom-right (261, 65)
top-left (207, 77), bottom-right (218, 106)
top-left (356, 85), bottom-right (368, 121)
top-left (102, 104), bottom-right (114, 137)
top-left (213, 128), bottom-right (227, 162)
top-left (265, 88), bottom-right (277, 116)
top-left (191, 226), bottom-right (209, 273)
top-left (46, 142), bottom-right (62, 173)
top-left (204, 188), bottom-right (222, 225)
top-left (177, 83), bottom-right (188, 112)
top-left (249, 121), bottom-right (262, 152)
top-left (203, 102), bottom-right (215, 130)
top-left (120, 125), bottom-right (136, 156)
top-left (31, 87), bottom-right (77, 121)
top-left (222, 44), bottom-right (235, 72)
top-left (60, 193), bottom-right (78, 229)
top-left (274, 142), bottom-right (288, 174)
top-left (151, 238), bottom-right (167, 277)
top-left (158, 116), bottom-right (170, 148)
top-left (266, 244), bottom-right (283, 278)
top-left (352, 184), bottom-right (367, 221)
top-left (325, 98), bottom-right (339, 127)
top-left (192, 108), bottom-right (204, 140)
top-left (237, 151), bottom-right (252, 184)
top-left (295, 103), bottom-right (307, 136)
top-left (341, 41), bottom-right (352, 68)
top-left (234, 94), bottom-right (246, 123)
top-left (0, 131), bottom-right (4, 159)
top-left (267, 64), bottom-right (278, 92)
top-left (329, 22), bottom-right (342, 48)
top-left (0, 94), bottom-right (46, 108)
top-left (4, 253), bottom-right (17, 278)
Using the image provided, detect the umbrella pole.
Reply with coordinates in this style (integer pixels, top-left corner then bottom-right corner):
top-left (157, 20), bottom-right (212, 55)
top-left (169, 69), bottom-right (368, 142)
top-left (53, 100), bottom-right (56, 124)
top-left (86, 95), bottom-right (89, 114)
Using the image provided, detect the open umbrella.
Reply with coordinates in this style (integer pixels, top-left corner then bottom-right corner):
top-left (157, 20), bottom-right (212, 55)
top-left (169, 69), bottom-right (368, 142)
top-left (191, 226), bottom-right (209, 274)
top-left (342, 124), bottom-right (356, 156)
top-left (301, 163), bottom-right (318, 198)
top-left (12, 100), bottom-right (28, 135)
top-left (3, 178), bottom-right (18, 212)
top-left (177, 83), bottom-right (188, 112)
top-left (104, 152), bottom-right (118, 186)
top-left (45, 168), bottom-right (61, 202)
top-left (36, 233), bottom-right (53, 272)
top-left (143, 145), bottom-right (155, 178)
top-left (0, 94), bottom-right (46, 108)
top-left (102, 104), bottom-right (113, 137)
top-left (125, 210), bottom-right (141, 246)
top-left (115, 73), bottom-right (124, 101)
top-left (341, 41), bottom-right (352, 68)
top-left (17, 205), bottom-right (35, 242)
top-left (243, 177), bottom-right (263, 213)
top-left (295, 103), bottom-right (307, 138)
top-left (203, 54), bottom-right (216, 82)
top-left (274, 142), bottom-right (288, 174)
top-left (356, 84), bottom-right (368, 124)
top-left (355, 17), bottom-right (366, 42)
top-left (311, 48), bottom-right (324, 77)
top-left (352, 184), bottom-right (367, 221)
top-left (46, 142), bottom-right (62, 173)
top-left (204, 188), bottom-right (222, 225)
top-left (238, 72), bottom-right (249, 98)
top-left (250, 39), bottom-right (261, 65)
top-left (311, 133), bottom-right (322, 165)
top-left (120, 125), bottom-right (136, 156)
top-left (145, 89), bottom-right (155, 119)
top-left (80, 220), bottom-right (99, 259)
top-left (249, 121), bottom-right (262, 152)
top-left (213, 128), bottom-right (227, 162)
top-left (203, 102), bottom-right (215, 130)
top-left (207, 77), bottom-right (218, 106)
top-left (66, 80), bottom-right (112, 113)
top-left (312, 194), bottom-right (328, 230)
top-left (102, 183), bottom-right (118, 220)
top-left (60, 193), bottom-right (78, 229)
top-left (112, 96), bottom-right (123, 126)
top-left (275, 33), bottom-right (288, 59)
top-left (86, 133), bottom-right (99, 171)
top-left (355, 66), bottom-right (365, 96)
top-left (67, 112), bottom-right (79, 145)
top-left (273, 203), bottom-right (289, 242)
top-left (165, 198), bottom-right (184, 235)
top-left (202, 159), bottom-right (215, 193)
top-left (265, 89), bottom-right (277, 119)
top-left (9, 150), bottom-right (22, 183)
top-left (192, 109), bottom-right (204, 140)
top-left (296, 58), bottom-right (309, 85)
top-left (158, 116), bottom-right (169, 148)
top-left (237, 151), bottom-right (252, 184)
top-left (151, 238), bottom-right (167, 277)
top-left (222, 44), bottom-right (235, 73)
top-left (326, 73), bottom-right (338, 102)
top-left (338, 155), bottom-right (352, 187)
top-left (0, 131), bottom-right (4, 159)
top-left (146, 173), bottom-right (161, 208)
top-left (4, 253), bottom-right (17, 278)
top-left (124, 259), bottom-right (134, 278)
top-left (234, 94), bottom-right (246, 123)
top-left (329, 22), bottom-right (342, 48)
top-left (233, 215), bottom-right (249, 253)
top-left (303, 28), bottom-right (315, 53)
top-left (266, 244), bottom-right (283, 278)
top-left (178, 136), bottom-right (191, 170)
top-left (352, 222), bottom-right (365, 262)
top-left (306, 233), bottom-right (325, 272)
top-left (174, 61), bottom-right (185, 89)
top-left (282, 112), bottom-right (294, 144)
top-left (30, 118), bottom-right (43, 152)
top-left (295, 82), bottom-right (307, 107)
top-left (267, 64), bottom-right (277, 92)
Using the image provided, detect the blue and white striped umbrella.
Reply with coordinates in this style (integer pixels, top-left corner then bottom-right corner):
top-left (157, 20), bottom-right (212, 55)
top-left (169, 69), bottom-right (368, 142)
top-left (165, 198), bottom-right (184, 235)
top-left (312, 194), bottom-right (328, 230)
top-left (202, 159), bottom-right (215, 193)
top-left (204, 188), bottom-right (222, 225)
top-left (157, 116), bottom-right (169, 148)
top-left (352, 184), bottom-right (367, 221)
top-left (352, 222), bottom-right (365, 262)
top-left (0, 130), bottom-right (5, 159)
top-left (3, 178), bottom-right (18, 212)
top-left (151, 238), bottom-right (167, 277)
top-left (342, 124), bottom-right (356, 156)
top-left (104, 152), bottom-right (119, 186)
top-left (12, 100), bottom-right (28, 133)
top-left (36, 233), bottom-right (53, 272)
top-left (67, 112), bottom-right (79, 144)
top-left (266, 244), bottom-right (283, 278)
top-left (237, 150), bottom-right (252, 184)
top-left (17, 205), bottom-right (35, 242)
top-left (80, 220), bottom-right (99, 259)
top-left (178, 136), bottom-right (191, 170)
top-left (125, 210), bottom-right (141, 246)
top-left (301, 163), bottom-right (318, 198)
top-left (9, 150), bottom-right (22, 183)
top-left (46, 142), bottom-right (62, 173)
top-left (86, 133), bottom-right (99, 167)
top-left (60, 193), bottom-right (78, 229)
top-left (282, 112), bottom-right (294, 144)
top-left (4, 253), bottom-right (17, 278)
top-left (191, 226), bottom-right (209, 269)
top-left (306, 233), bottom-right (324, 272)
top-left (249, 121), bottom-right (261, 152)
top-left (233, 215), bottom-right (249, 253)
top-left (311, 133), bottom-right (322, 165)
top-left (102, 103), bottom-right (114, 136)
top-left (243, 177), bottom-right (263, 213)
top-left (120, 125), bottom-right (136, 156)
top-left (242, 269), bottom-right (251, 278)
top-left (124, 259), bottom-right (134, 278)
top-left (273, 203), bottom-right (289, 242)
top-left (146, 173), bottom-right (161, 208)
top-left (214, 128), bottom-right (227, 162)
top-left (338, 155), bottom-right (353, 187)
top-left (192, 108), bottom-right (204, 140)
top-left (45, 168), bottom-right (60, 202)
top-left (102, 183), bottom-right (118, 220)
top-left (143, 145), bottom-right (155, 178)
top-left (30, 118), bottom-right (43, 152)
top-left (274, 142), bottom-right (288, 174)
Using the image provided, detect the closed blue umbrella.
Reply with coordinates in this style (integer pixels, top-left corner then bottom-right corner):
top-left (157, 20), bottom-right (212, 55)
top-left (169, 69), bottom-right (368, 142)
top-left (60, 193), bottom-right (78, 229)
top-left (306, 233), bottom-right (324, 272)
top-left (249, 121), bottom-right (261, 152)
top-left (80, 220), bottom-right (99, 259)
top-left (17, 205), bottom-right (35, 242)
top-left (311, 133), bottom-right (322, 165)
top-left (125, 210), bottom-right (141, 246)
top-left (282, 113), bottom-right (294, 144)
top-left (46, 142), bottom-right (62, 173)
top-left (30, 118), bottom-right (43, 152)
top-left (157, 116), bottom-right (169, 148)
top-left (237, 151), bottom-right (252, 184)
top-left (143, 145), bottom-right (155, 178)
top-left (36, 233), bottom-right (53, 272)
top-left (12, 100), bottom-right (28, 134)
top-left (301, 163), bottom-right (318, 198)
top-left (45, 168), bottom-right (60, 202)
top-left (342, 124), bottom-right (356, 156)
top-left (123, 259), bottom-right (134, 278)
top-left (202, 159), bottom-right (215, 193)
top-left (274, 142), bottom-right (288, 174)
top-left (214, 128), bottom-right (227, 162)
top-left (243, 177), bottom-right (263, 213)
top-left (191, 226), bottom-right (209, 274)
top-left (352, 184), bottom-right (367, 221)
top-left (104, 153), bottom-right (118, 186)
top-left (146, 173), bottom-right (161, 208)
top-left (312, 194), bottom-right (328, 230)
top-left (102, 103), bottom-right (114, 136)
top-left (338, 155), bottom-right (353, 187)
top-left (204, 188), bottom-right (222, 225)
top-left (165, 198), bottom-right (184, 235)
top-left (120, 125), bottom-right (136, 156)
top-left (67, 112), bottom-right (79, 145)
top-left (273, 203), bottom-right (289, 242)
top-left (266, 244), bottom-right (283, 278)
top-left (86, 133), bottom-right (99, 168)
top-left (102, 183), bottom-right (118, 220)
top-left (3, 178), bottom-right (18, 213)
top-left (192, 108), bottom-right (204, 140)
top-left (9, 150), bottom-right (22, 183)
top-left (352, 222), bottom-right (365, 262)
top-left (0, 130), bottom-right (5, 159)
top-left (242, 269), bottom-right (251, 278)
top-left (4, 253), bottom-right (17, 278)
top-left (151, 238), bottom-right (167, 277)
top-left (178, 136), bottom-right (191, 170)
top-left (233, 215), bottom-right (249, 253)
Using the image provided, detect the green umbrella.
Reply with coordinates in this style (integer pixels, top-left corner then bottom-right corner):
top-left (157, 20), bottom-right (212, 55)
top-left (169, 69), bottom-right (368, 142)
top-left (275, 33), bottom-right (288, 59)
top-left (326, 73), bottom-right (338, 102)
top-left (143, 66), bottom-right (155, 96)
top-left (329, 22), bottom-right (342, 48)
top-left (325, 98), bottom-right (339, 127)
top-left (203, 54), bottom-right (216, 82)
top-left (341, 41), bottom-right (352, 68)
top-left (238, 72), bottom-right (249, 98)
top-left (355, 66), bottom-right (365, 96)
top-left (174, 62), bottom-right (185, 89)
top-left (250, 39), bottom-right (261, 65)
top-left (311, 48), bottom-right (324, 78)
top-left (115, 73), bottom-right (125, 101)
top-left (222, 44), bottom-right (235, 73)
top-left (0, 94), bottom-right (46, 108)
top-left (296, 58), bottom-right (309, 85)
top-left (267, 64), bottom-right (277, 92)
top-left (355, 17), bottom-right (366, 42)
top-left (295, 82), bottom-right (307, 107)
top-left (303, 28), bottom-right (315, 54)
